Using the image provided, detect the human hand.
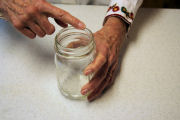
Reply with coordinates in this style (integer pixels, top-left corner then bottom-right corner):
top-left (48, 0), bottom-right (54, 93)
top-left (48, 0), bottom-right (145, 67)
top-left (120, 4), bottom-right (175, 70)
top-left (0, 0), bottom-right (85, 38)
top-left (81, 17), bottom-right (127, 101)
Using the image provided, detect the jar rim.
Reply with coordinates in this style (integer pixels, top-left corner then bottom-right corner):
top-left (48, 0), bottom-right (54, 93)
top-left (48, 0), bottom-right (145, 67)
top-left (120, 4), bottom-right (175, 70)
top-left (55, 26), bottom-right (95, 58)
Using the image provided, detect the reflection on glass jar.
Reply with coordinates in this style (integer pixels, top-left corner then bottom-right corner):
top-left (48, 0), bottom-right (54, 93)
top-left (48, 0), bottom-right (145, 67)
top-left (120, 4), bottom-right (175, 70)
top-left (54, 26), bottom-right (95, 100)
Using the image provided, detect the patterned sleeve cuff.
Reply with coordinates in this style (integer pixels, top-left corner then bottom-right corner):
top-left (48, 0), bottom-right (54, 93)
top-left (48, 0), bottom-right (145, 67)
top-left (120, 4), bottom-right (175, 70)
top-left (103, 0), bottom-right (137, 29)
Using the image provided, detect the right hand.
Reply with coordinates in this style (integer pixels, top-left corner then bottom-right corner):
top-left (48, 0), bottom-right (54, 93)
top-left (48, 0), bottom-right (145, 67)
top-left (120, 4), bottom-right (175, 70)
top-left (0, 0), bottom-right (86, 38)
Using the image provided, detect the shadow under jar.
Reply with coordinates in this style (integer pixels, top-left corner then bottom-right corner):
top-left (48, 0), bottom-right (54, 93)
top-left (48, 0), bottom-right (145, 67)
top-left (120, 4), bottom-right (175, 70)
top-left (54, 26), bottom-right (95, 100)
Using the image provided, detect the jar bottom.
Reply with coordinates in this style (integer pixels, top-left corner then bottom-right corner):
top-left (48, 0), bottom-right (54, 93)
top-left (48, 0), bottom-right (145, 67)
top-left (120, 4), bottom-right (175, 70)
top-left (58, 81), bottom-right (88, 100)
top-left (56, 68), bottom-right (89, 100)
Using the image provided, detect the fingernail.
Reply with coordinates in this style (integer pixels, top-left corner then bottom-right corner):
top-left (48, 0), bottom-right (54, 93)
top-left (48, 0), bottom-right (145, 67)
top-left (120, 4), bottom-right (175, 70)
top-left (84, 69), bottom-right (92, 75)
top-left (81, 89), bottom-right (88, 95)
top-left (78, 22), bottom-right (86, 29)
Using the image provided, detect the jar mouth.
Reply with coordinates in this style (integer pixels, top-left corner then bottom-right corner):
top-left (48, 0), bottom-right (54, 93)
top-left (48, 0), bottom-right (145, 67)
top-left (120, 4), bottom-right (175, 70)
top-left (55, 26), bottom-right (95, 58)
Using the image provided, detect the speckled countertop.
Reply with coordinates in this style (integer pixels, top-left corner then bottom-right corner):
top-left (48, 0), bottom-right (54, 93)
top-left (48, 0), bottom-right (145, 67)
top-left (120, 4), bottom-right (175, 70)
top-left (0, 5), bottom-right (180, 120)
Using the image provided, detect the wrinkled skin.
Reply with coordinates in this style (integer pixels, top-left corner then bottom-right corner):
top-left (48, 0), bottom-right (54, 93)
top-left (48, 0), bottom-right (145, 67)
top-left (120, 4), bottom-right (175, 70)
top-left (81, 17), bottom-right (127, 101)
top-left (0, 0), bottom-right (85, 38)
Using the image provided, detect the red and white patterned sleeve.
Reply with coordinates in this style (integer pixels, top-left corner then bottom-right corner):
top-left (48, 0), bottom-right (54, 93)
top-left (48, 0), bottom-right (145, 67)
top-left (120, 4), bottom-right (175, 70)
top-left (104, 0), bottom-right (143, 26)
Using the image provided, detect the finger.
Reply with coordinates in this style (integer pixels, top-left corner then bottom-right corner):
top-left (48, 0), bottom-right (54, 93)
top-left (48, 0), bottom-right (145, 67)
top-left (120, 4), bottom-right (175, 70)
top-left (88, 75), bottom-right (108, 102)
top-left (106, 61), bottom-right (119, 89)
top-left (39, 2), bottom-right (86, 29)
top-left (20, 27), bottom-right (36, 39)
top-left (88, 61), bottom-right (118, 101)
top-left (27, 22), bottom-right (46, 37)
top-left (36, 15), bottom-right (55, 35)
top-left (84, 53), bottom-right (107, 75)
top-left (55, 19), bottom-right (68, 28)
top-left (81, 62), bottom-right (109, 95)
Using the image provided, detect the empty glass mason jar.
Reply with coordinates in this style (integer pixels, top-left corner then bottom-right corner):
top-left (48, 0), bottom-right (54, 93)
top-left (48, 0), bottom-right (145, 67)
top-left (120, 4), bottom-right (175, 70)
top-left (54, 26), bottom-right (95, 100)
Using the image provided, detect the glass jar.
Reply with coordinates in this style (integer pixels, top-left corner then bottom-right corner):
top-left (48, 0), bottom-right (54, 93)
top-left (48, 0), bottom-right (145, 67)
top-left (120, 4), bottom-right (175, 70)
top-left (54, 26), bottom-right (95, 100)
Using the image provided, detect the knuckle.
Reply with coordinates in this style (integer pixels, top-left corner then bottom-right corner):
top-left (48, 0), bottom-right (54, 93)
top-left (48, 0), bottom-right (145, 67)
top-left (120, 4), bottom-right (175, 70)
top-left (34, 0), bottom-right (46, 11)
top-left (30, 35), bottom-right (36, 39)
top-left (104, 43), bottom-right (110, 50)
top-left (71, 17), bottom-right (79, 24)
top-left (39, 32), bottom-right (46, 37)
top-left (27, 33), bottom-right (36, 39)
top-left (58, 11), bottom-right (67, 19)
top-left (26, 6), bottom-right (38, 15)
top-left (19, 15), bottom-right (30, 23)
top-left (110, 55), bottom-right (117, 65)
top-left (13, 21), bottom-right (23, 29)
top-left (47, 25), bottom-right (55, 34)
top-left (90, 83), bottom-right (96, 90)
top-left (90, 67), bottom-right (95, 73)
top-left (101, 56), bottom-right (107, 63)
top-left (104, 44), bottom-right (110, 55)
top-left (61, 10), bottom-right (68, 16)
top-left (38, 35), bottom-right (44, 38)
top-left (99, 52), bottom-right (107, 61)
top-left (38, 0), bottom-right (46, 3)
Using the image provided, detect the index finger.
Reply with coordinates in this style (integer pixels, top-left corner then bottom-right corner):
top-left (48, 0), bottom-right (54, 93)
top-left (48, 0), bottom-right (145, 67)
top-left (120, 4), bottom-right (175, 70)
top-left (39, 2), bottom-right (86, 29)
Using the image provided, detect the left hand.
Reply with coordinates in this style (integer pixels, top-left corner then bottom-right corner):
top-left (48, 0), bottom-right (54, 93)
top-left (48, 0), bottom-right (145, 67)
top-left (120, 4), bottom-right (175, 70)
top-left (0, 0), bottom-right (85, 38)
top-left (81, 17), bottom-right (127, 101)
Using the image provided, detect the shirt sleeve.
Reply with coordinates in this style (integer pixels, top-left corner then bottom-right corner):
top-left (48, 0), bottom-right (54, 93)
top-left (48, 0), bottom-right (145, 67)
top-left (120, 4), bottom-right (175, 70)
top-left (104, 0), bottom-right (143, 25)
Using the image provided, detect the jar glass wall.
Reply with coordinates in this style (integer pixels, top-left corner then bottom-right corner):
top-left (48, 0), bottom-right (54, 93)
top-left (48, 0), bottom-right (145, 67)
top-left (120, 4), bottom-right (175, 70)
top-left (54, 26), bottom-right (95, 100)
